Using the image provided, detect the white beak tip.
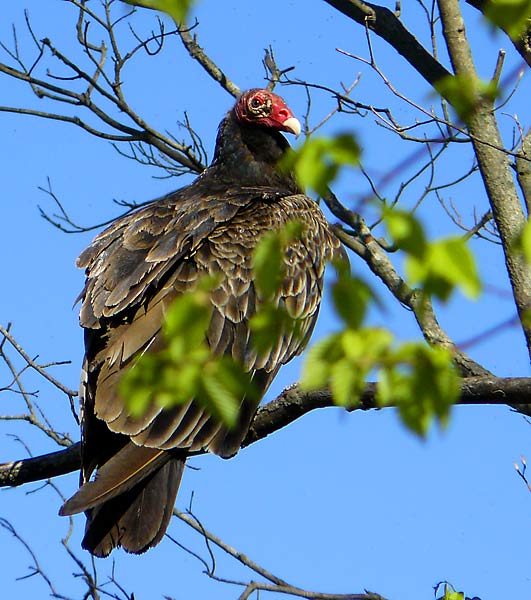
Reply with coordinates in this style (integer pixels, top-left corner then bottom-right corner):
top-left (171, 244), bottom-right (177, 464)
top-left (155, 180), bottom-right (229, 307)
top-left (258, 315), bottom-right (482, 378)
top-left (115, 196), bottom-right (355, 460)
top-left (282, 116), bottom-right (302, 138)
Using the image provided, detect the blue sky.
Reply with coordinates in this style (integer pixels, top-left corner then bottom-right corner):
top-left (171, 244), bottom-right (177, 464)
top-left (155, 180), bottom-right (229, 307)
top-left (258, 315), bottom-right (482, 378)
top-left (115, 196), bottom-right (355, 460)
top-left (1, 2), bottom-right (531, 599)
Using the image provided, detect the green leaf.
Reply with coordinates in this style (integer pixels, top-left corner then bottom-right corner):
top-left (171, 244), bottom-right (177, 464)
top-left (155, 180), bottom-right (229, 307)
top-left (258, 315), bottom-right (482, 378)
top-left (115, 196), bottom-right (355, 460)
top-left (327, 134), bottom-right (361, 165)
top-left (252, 221), bottom-right (305, 301)
top-left (385, 211), bottom-right (481, 301)
top-left (201, 361), bottom-right (241, 428)
top-left (283, 133), bottom-right (360, 196)
top-left (444, 593), bottom-right (465, 600)
top-left (384, 209), bottom-right (427, 258)
top-left (330, 358), bottom-right (363, 407)
top-left (435, 582), bottom-right (466, 600)
top-left (303, 327), bottom-right (392, 406)
top-left (516, 219), bottom-right (531, 265)
top-left (120, 273), bottom-right (255, 428)
top-left (250, 303), bottom-right (301, 354)
top-left (407, 237), bottom-right (481, 301)
top-left (332, 272), bottom-right (373, 329)
top-left (300, 334), bottom-right (342, 391)
top-left (251, 221), bottom-right (307, 352)
top-left (378, 344), bottom-right (459, 437)
top-left (435, 74), bottom-right (499, 121)
top-left (483, 0), bottom-right (531, 40)
top-left (166, 359), bottom-right (202, 402)
top-left (292, 140), bottom-right (337, 197)
top-left (164, 275), bottom-right (216, 341)
top-left (122, 354), bottom-right (161, 417)
top-left (301, 326), bottom-right (459, 437)
top-left (121, 0), bottom-right (195, 23)
top-left (253, 231), bottom-right (284, 300)
top-left (406, 254), bottom-right (453, 301)
top-left (199, 356), bottom-right (259, 428)
top-left (164, 294), bottom-right (211, 351)
top-left (431, 238), bottom-right (481, 298)
top-left (341, 328), bottom-right (393, 364)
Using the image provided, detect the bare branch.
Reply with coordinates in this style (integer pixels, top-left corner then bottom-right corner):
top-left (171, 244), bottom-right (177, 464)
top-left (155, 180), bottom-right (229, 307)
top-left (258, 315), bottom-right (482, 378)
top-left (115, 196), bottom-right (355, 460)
top-left (3, 375), bottom-right (531, 488)
top-left (324, 191), bottom-right (490, 377)
top-left (262, 46), bottom-right (296, 92)
top-left (0, 325), bottom-right (76, 400)
top-left (178, 24), bottom-right (241, 98)
top-left (0, 324), bottom-right (77, 445)
top-left (0, 518), bottom-right (65, 599)
top-left (0, 3), bottom-right (206, 176)
top-left (172, 510), bottom-right (388, 600)
top-left (515, 456), bottom-right (531, 494)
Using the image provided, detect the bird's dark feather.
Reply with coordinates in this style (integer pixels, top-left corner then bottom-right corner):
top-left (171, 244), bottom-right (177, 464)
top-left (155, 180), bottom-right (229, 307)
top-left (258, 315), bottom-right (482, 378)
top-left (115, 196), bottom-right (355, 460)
top-left (61, 94), bottom-right (346, 556)
top-left (60, 444), bottom-right (171, 515)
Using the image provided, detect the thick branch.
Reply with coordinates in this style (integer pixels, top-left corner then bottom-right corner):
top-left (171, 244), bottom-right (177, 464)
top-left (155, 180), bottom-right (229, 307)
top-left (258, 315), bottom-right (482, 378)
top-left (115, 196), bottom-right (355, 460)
top-left (437, 0), bottom-right (531, 357)
top-left (322, 0), bottom-right (451, 86)
top-left (516, 129), bottom-right (531, 216)
top-left (330, 210), bottom-right (489, 378)
top-left (1, 376), bottom-right (530, 488)
top-left (0, 445), bottom-right (81, 488)
top-left (325, 0), bottom-right (531, 359)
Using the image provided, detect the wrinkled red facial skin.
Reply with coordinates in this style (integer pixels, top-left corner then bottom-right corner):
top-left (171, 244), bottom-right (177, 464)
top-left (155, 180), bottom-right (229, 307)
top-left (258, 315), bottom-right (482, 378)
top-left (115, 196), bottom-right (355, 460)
top-left (234, 89), bottom-right (296, 133)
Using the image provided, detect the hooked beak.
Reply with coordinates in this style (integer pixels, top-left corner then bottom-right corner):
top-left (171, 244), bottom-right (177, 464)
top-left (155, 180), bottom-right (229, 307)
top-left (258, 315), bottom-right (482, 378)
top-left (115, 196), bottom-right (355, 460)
top-left (281, 116), bottom-right (302, 138)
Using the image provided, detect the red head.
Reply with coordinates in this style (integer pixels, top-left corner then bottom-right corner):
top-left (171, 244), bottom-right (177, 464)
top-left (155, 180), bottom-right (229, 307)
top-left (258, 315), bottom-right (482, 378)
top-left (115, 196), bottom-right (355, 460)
top-left (234, 89), bottom-right (301, 137)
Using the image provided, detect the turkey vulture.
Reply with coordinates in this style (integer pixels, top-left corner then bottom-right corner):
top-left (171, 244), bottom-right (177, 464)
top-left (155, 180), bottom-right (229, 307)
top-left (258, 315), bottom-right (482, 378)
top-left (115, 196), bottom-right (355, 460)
top-left (60, 88), bottom-right (345, 556)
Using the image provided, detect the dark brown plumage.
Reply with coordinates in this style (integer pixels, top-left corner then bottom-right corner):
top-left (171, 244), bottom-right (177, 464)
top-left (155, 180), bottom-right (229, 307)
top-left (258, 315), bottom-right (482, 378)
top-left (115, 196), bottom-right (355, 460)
top-left (60, 89), bottom-right (345, 557)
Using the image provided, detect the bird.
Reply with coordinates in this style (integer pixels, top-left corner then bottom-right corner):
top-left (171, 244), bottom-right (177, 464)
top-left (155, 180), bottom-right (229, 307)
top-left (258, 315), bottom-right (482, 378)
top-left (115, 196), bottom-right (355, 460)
top-left (59, 88), bottom-right (345, 557)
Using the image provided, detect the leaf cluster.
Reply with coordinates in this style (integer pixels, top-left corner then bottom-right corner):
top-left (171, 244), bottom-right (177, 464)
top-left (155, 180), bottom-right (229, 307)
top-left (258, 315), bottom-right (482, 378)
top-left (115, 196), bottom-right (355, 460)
top-left (435, 74), bottom-right (499, 121)
top-left (121, 189), bottom-right (473, 437)
top-left (120, 276), bottom-right (259, 428)
top-left (251, 221), bottom-right (307, 352)
top-left (120, 223), bottom-right (309, 429)
top-left (282, 134), bottom-right (360, 196)
top-left (301, 267), bottom-right (460, 436)
top-left (301, 327), bottom-right (459, 437)
top-left (483, 0), bottom-right (531, 40)
top-left (385, 209), bottom-right (481, 301)
top-left (435, 581), bottom-right (481, 600)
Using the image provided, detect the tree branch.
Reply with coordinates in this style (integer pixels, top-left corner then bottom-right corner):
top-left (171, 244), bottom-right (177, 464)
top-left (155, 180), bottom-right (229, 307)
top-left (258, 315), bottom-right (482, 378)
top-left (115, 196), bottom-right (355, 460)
top-left (178, 26), bottom-right (241, 98)
top-left (327, 198), bottom-right (489, 378)
top-left (172, 509), bottom-right (386, 600)
top-left (0, 445), bottom-right (81, 488)
top-left (516, 128), bottom-right (531, 217)
top-left (321, 0), bottom-right (531, 360)
top-left (2, 375), bottom-right (530, 488)
top-left (0, 3), bottom-right (206, 176)
top-left (437, 0), bottom-right (531, 357)
top-left (322, 0), bottom-right (451, 86)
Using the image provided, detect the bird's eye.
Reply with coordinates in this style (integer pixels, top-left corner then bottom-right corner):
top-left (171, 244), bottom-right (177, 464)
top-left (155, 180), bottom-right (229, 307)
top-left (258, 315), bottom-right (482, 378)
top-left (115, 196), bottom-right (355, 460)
top-left (250, 97), bottom-right (262, 108)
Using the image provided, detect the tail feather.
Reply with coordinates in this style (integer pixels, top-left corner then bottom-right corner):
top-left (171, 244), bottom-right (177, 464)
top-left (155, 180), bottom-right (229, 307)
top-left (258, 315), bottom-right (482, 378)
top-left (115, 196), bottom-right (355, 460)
top-left (60, 444), bottom-right (170, 516)
top-left (59, 442), bottom-right (185, 557)
top-left (82, 456), bottom-right (185, 557)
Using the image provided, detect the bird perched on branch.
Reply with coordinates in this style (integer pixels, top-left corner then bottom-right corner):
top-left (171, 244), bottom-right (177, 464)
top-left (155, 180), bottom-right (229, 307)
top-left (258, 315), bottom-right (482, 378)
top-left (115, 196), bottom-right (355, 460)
top-left (60, 88), bottom-right (344, 557)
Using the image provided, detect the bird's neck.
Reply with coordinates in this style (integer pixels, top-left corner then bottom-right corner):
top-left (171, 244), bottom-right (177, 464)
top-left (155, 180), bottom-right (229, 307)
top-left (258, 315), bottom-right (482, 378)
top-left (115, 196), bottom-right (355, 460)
top-left (206, 111), bottom-right (300, 193)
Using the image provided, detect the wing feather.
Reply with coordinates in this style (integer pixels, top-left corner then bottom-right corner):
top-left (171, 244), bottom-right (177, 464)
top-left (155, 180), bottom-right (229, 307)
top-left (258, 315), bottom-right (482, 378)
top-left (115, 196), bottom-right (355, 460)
top-left (80, 192), bottom-right (344, 462)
